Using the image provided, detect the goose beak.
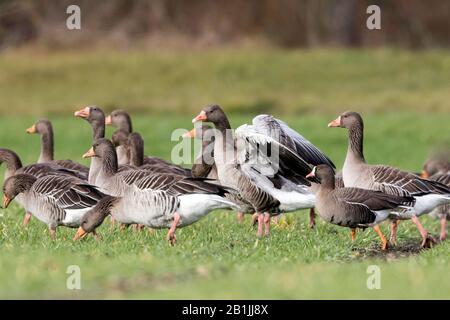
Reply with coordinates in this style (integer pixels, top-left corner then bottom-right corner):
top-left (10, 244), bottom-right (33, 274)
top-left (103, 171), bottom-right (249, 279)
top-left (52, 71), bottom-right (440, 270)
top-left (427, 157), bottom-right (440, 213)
top-left (306, 171), bottom-right (315, 179)
top-left (192, 111), bottom-right (207, 123)
top-left (182, 128), bottom-right (196, 138)
top-left (74, 107), bottom-right (90, 118)
top-left (420, 170), bottom-right (429, 179)
top-left (105, 115), bottom-right (112, 125)
top-left (3, 195), bottom-right (11, 208)
top-left (26, 124), bottom-right (36, 134)
top-left (82, 147), bottom-right (96, 158)
top-left (73, 227), bottom-right (88, 240)
top-left (328, 116), bottom-right (341, 128)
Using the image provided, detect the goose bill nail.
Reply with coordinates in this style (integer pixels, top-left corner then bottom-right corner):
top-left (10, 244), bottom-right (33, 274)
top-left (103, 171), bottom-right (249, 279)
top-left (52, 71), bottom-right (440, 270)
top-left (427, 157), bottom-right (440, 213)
top-left (74, 107), bottom-right (90, 118)
top-left (3, 195), bottom-right (11, 208)
top-left (26, 125), bottom-right (36, 134)
top-left (182, 128), bottom-right (196, 138)
top-left (192, 111), bottom-right (207, 123)
top-left (82, 148), bottom-right (95, 158)
top-left (73, 227), bottom-right (87, 240)
top-left (328, 117), bottom-right (341, 127)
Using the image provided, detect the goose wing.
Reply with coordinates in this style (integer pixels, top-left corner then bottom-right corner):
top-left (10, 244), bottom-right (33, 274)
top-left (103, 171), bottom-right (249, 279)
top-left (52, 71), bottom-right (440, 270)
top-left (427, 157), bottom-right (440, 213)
top-left (32, 175), bottom-right (104, 210)
top-left (371, 165), bottom-right (450, 196)
top-left (252, 114), bottom-right (335, 168)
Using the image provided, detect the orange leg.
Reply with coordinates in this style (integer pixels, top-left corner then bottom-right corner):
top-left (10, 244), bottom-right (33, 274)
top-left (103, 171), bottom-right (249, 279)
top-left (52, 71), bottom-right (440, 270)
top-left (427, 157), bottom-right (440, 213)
top-left (350, 228), bottom-right (356, 242)
top-left (309, 208), bottom-right (316, 229)
top-left (49, 227), bottom-right (56, 240)
top-left (264, 213), bottom-right (271, 237)
top-left (373, 225), bottom-right (388, 250)
top-left (256, 213), bottom-right (264, 238)
top-left (389, 219), bottom-right (400, 246)
top-left (236, 212), bottom-right (244, 223)
top-left (411, 215), bottom-right (436, 248)
top-left (440, 217), bottom-right (447, 241)
top-left (22, 212), bottom-right (32, 227)
top-left (166, 213), bottom-right (181, 245)
top-left (251, 213), bottom-right (258, 226)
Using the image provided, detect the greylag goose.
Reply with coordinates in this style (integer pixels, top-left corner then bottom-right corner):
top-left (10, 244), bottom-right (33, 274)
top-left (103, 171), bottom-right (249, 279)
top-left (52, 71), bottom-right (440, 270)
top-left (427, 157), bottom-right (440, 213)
top-left (26, 118), bottom-right (89, 179)
top-left (105, 109), bottom-right (133, 134)
top-left (183, 125), bottom-right (218, 180)
top-left (306, 165), bottom-right (415, 249)
top-left (73, 175), bottom-right (237, 245)
top-left (422, 157), bottom-right (450, 241)
top-left (0, 148), bottom-right (89, 226)
top-left (328, 111), bottom-right (450, 247)
top-left (74, 106), bottom-right (106, 184)
top-left (2, 173), bottom-right (104, 239)
top-left (106, 109), bottom-right (133, 165)
top-left (192, 105), bottom-right (325, 237)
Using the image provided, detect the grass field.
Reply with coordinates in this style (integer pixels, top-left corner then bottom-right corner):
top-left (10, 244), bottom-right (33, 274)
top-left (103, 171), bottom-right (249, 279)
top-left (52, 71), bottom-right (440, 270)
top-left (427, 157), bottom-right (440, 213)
top-left (0, 49), bottom-right (449, 299)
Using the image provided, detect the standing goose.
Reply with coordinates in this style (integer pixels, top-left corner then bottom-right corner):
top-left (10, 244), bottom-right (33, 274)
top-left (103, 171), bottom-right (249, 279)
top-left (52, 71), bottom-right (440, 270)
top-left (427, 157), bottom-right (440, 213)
top-left (422, 157), bottom-right (450, 241)
top-left (183, 125), bottom-right (218, 180)
top-left (2, 173), bottom-right (104, 239)
top-left (26, 118), bottom-right (89, 179)
top-left (0, 148), bottom-right (89, 226)
top-left (328, 111), bottom-right (450, 247)
top-left (105, 109), bottom-right (134, 166)
top-left (192, 105), bottom-right (320, 237)
top-left (306, 165), bottom-right (415, 249)
top-left (74, 106), bottom-right (106, 184)
top-left (73, 175), bottom-right (237, 244)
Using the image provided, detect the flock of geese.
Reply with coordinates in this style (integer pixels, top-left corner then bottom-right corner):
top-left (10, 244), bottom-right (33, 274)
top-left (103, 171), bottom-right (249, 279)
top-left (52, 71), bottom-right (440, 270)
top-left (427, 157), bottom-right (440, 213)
top-left (1, 105), bottom-right (449, 250)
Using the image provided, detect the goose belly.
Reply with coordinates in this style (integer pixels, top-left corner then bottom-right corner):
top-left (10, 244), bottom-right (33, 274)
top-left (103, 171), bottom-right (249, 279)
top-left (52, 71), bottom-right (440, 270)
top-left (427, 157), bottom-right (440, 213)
top-left (273, 190), bottom-right (315, 212)
top-left (178, 194), bottom-right (235, 226)
top-left (62, 208), bottom-right (94, 227)
top-left (110, 197), bottom-right (177, 229)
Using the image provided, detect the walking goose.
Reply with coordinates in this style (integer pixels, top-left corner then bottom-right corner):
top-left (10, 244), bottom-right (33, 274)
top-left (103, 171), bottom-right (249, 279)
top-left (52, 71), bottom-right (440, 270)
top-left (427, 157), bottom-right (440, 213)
top-left (328, 111), bottom-right (450, 247)
top-left (192, 105), bottom-right (325, 236)
top-left (306, 165), bottom-right (415, 249)
top-left (74, 106), bottom-right (106, 184)
top-left (0, 148), bottom-right (89, 226)
top-left (73, 174), bottom-right (237, 245)
top-left (2, 173), bottom-right (104, 239)
top-left (26, 118), bottom-right (89, 179)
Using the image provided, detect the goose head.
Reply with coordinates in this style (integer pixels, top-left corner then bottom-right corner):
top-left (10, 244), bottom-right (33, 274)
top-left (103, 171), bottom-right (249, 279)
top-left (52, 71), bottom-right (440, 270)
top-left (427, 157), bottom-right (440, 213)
top-left (82, 138), bottom-right (115, 160)
top-left (422, 158), bottom-right (450, 178)
top-left (306, 164), bottom-right (335, 186)
top-left (105, 109), bottom-right (132, 132)
top-left (2, 174), bottom-right (37, 208)
top-left (74, 105), bottom-right (105, 126)
top-left (328, 111), bottom-right (364, 130)
top-left (74, 196), bottom-right (118, 240)
top-left (26, 118), bottom-right (52, 135)
top-left (192, 104), bottom-right (226, 124)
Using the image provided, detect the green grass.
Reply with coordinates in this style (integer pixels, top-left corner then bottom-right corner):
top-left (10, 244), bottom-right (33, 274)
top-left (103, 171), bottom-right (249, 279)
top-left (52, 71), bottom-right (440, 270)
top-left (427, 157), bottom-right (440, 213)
top-left (0, 48), bottom-right (449, 298)
top-left (0, 48), bottom-right (449, 115)
top-left (0, 112), bottom-right (449, 299)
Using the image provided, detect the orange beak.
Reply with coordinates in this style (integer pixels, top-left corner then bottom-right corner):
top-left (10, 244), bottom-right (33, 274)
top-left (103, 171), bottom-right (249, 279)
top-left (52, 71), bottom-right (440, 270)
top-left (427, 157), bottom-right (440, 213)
top-left (26, 124), bottom-right (36, 134)
top-left (306, 171), bottom-right (315, 179)
top-left (73, 227), bottom-right (88, 240)
top-left (182, 128), bottom-right (196, 138)
top-left (3, 195), bottom-right (11, 208)
top-left (192, 111), bottom-right (207, 123)
top-left (105, 115), bottom-right (112, 125)
top-left (74, 107), bottom-right (90, 118)
top-left (328, 116), bottom-right (341, 128)
top-left (421, 170), bottom-right (429, 179)
top-left (82, 147), bottom-right (96, 159)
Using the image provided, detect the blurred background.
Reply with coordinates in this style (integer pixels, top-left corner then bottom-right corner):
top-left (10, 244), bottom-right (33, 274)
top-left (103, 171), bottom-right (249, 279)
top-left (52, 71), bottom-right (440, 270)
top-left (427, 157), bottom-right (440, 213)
top-left (0, 0), bottom-right (448, 116)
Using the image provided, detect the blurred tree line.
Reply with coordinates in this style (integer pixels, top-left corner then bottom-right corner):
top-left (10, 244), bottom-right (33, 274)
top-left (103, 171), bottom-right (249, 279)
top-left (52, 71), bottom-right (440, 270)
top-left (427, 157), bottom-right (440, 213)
top-left (0, 0), bottom-right (448, 50)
